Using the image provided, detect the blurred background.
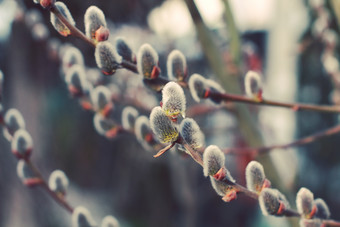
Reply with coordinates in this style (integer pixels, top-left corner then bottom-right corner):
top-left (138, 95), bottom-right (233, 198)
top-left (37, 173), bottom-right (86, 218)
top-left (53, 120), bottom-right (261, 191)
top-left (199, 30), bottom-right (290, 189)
top-left (0, 0), bottom-right (339, 226)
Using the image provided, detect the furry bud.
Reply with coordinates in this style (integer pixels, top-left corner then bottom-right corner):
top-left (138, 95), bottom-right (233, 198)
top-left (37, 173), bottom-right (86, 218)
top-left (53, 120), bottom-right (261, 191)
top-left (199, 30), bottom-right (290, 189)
top-left (210, 176), bottom-right (236, 202)
top-left (314, 198), bottom-right (330, 219)
top-left (167, 50), bottom-right (187, 81)
top-left (62, 46), bottom-right (84, 73)
top-left (101, 215), bottom-right (120, 227)
top-left (137, 43), bottom-right (160, 79)
top-left (4, 108), bottom-right (25, 135)
top-left (17, 160), bottom-right (42, 186)
top-left (84, 6), bottom-right (107, 43)
top-left (161, 82), bottom-right (186, 120)
top-left (115, 37), bottom-right (136, 63)
top-left (48, 170), bottom-right (69, 196)
top-left (121, 106), bottom-right (139, 131)
top-left (296, 187), bottom-right (316, 219)
top-left (50, 2), bottom-right (75, 37)
top-left (245, 71), bottom-right (263, 99)
top-left (11, 129), bottom-right (33, 160)
top-left (135, 115), bottom-right (157, 151)
top-left (188, 74), bottom-right (207, 102)
top-left (179, 118), bottom-right (204, 150)
top-left (95, 41), bottom-right (122, 75)
top-left (93, 113), bottom-right (117, 137)
top-left (72, 206), bottom-right (96, 227)
top-left (91, 85), bottom-right (113, 115)
top-left (65, 65), bottom-right (90, 97)
top-left (203, 145), bottom-right (225, 177)
top-left (245, 161), bottom-right (269, 193)
top-left (259, 188), bottom-right (289, 216)
top-left (149, 106), bottom-right (178, 144)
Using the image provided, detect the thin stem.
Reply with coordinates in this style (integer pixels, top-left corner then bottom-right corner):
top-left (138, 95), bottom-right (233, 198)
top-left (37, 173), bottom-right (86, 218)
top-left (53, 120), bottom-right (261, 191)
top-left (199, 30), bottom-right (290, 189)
top-left (224, 124), bottom-right (340, 155)
top-left (323, 220), bottom-right (340, 227)
top-left (210, 91), bottom-right (340, 114)
top-left (25, 160), bottom-right (74, 213)
top-left (50, 5), bottom-right (96, 48)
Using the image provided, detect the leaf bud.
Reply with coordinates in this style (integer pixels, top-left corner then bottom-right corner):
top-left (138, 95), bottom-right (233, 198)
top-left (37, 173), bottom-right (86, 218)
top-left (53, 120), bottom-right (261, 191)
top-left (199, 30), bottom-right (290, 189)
top-left (296, 187), bottom-right (317, 219)
top-left (149, 106), bottom-right (178, 144)
top-left (115, 37), bottom-right (136, 63)
top-left (161, 82), bottom-right (186, 121)
top-left (203, 145), bottom-right (225, 177)
top-left (40, 0), bottom-right (55, 9)
top-left (72, 206), bottom-right (96, 227)
top-left (11, 129), bottom-right (33, 160)
top-left (4, 108), bottom-right (25, 136)
top-left (259, 188), bottom-right (290, 216)
top-left (84, 6), bottom-right (107, 43)
top-left (65, 65), bottom-right (90, 97)
top-left (314, 198), bottom-right (330, 219)
top-left (91, 85), bottom-right (113, 116)
top-left (179, 118), bottom-right (204, 150)
top-left (245, 161), bottom-right (270, 193)
top-left (95, 41), bottom-right (122, 75)
top-left (167, 49), bottom-right (187, 81)
top-left (50, 2), bottom-right (75, 37)
top-left (137, 43), bottom-right (160, 79)
top-left (244, 71), bottom-right (263, 100)
top-left (135, 115), bottom-right (158, 151)
top-left (48, 169), bottom-right (69, 196)
top-left (17, 160), bottom-right (42, 187)
top-left (121, 106), bottom-right (139, 131)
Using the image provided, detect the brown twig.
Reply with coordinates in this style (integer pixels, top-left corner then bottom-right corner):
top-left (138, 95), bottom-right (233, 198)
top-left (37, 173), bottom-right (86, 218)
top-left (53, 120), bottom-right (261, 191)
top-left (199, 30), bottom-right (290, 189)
top-left (224, 124), bottom-right (340, 155)
top-left (26, 160), bottom-right (74, 213)
top-left (209, 91), bottom-right (340, 114)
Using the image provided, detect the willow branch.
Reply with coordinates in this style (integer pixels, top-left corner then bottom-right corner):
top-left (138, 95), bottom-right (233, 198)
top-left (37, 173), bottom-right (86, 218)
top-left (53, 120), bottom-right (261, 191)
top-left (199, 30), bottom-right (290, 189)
top-left (26, 160), bottom-right (74, 213)
top-left (209, 90), bottom-right (340, 114)
top-left (224, 124), bottom-right (340, 155)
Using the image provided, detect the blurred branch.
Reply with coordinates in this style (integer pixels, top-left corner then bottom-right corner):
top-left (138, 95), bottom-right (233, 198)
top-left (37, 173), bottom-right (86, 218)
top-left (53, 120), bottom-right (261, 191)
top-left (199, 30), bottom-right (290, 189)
top-left (224, 124), bottom-right (340, 155)
top-left (222, 0), bottom-right (241, 65)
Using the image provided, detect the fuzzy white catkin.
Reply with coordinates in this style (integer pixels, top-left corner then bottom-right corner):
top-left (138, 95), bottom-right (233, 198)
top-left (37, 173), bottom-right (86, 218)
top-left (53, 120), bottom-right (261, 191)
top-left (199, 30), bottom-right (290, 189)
top-left (72, 206), bottom-right (96, 227)
top-left (95, 41), bottom-right (122, 75)
top-left (209, 176), bottom-right (233, 197)
top-left (135, 115), bottom-right (154, 151)
top-left (149, 106), bottom-right (178, 144)
top-left (65, 65), bottom-right (90, 94)
top-left (4, 108), bottom-right (26, 134)
top-left (259, 188), bottom-right (289, 216)
top-left (91, 85), bottom-right (112, 111)
top-left (244, 71), bottom-right (262, 98)
top-left (115, 37), bottom-right (134, 63)
top-left (161, 82), bottom-right (186, 118)
top-left (137, 43), bottom-right (159, 79)
top-left (93, 113), bottom-right (115, 136)
top-left (0, 70), bottom-right (3, 93)
top-left (48, 170), bottom-right (69, 194)
top-left (62, 46), bottom-right (84, 71)
top-left (121, 106), bottom-right (139, 131)
top-left (314, 198), bottom-right (330, 219)
top-left (167, 50), bottom-right (187, 81)
top-left (11, 129), bottom-right (33, 155)
top-left (101, 215), bottom-right (120, 227)
top-left (188, 74), bottom-right (206, 102)
top-left (180, 118), bottom-right (204, 150)
top-left (84, 6), bottom-right (107, 41)
top-left (50, 2), bottom-right (75, 37)
top-left (296, 187), bottom-right (314, 216)
top-left (17, 160), bottom-right (35, 181)
top-left (203, 145), bottom-right (225, 177)
top-left (245, 161), bottom-right (265, 193)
